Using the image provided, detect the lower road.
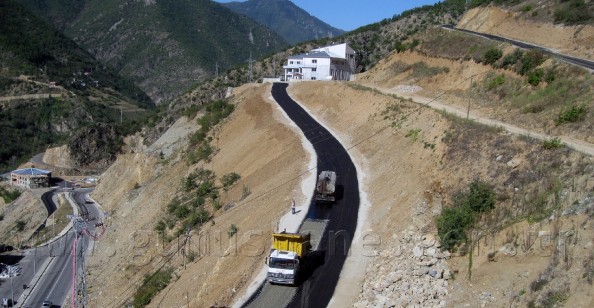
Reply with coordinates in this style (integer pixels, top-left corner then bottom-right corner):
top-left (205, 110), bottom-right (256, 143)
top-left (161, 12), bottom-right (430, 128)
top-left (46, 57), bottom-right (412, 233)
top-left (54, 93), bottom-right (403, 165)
top-left (0, 188), bottom-right (102, 307)
top-left (244, 83), bottom-right (361, 307)
top-left (442, 25), bottom-right (594, 71)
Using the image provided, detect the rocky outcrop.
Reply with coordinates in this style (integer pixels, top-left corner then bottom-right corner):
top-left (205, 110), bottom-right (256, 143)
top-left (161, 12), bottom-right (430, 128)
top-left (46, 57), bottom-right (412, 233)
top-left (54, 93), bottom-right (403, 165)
top-left (354, 229), bottom-right (452, 308)
top-left (68, 123), bottom-right (121, 169)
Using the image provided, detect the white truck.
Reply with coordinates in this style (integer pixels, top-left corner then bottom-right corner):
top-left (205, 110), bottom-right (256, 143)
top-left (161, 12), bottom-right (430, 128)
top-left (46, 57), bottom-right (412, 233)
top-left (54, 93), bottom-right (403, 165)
top-left (266, 232), bottom-right (311, 285)
top-left (315, 170), bottom-right (337, 202)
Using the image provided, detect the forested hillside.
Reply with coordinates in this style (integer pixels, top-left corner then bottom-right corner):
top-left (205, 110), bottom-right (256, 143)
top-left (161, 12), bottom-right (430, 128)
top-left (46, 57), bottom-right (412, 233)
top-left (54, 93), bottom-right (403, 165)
top-left (18, 0), bottom-right (288, 103)
top-left (0, 0), bottom-right (155, 171)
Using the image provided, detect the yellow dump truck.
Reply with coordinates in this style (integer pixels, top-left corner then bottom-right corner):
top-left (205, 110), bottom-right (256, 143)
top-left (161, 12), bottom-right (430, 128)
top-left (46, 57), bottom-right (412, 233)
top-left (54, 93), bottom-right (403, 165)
top-left (266, 232), bottom-right (311, 285)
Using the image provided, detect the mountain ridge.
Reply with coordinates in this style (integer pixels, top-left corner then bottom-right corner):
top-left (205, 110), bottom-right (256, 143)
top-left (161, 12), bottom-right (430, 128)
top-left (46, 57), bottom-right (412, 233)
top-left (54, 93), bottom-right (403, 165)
top-left (222, 0), bottom-right (345, 44)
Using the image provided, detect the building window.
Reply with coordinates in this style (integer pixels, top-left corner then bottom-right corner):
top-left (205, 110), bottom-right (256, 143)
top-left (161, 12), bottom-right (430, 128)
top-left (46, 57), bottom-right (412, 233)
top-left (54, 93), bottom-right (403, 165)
top-left (297, 61), bottom-right (301, 64)
top-left (290, 61), bottom-right (293, 64)
top-left (312, 59), bottom-right (317, 64)
top-left (311, 77), bottom-right (316, 80)
top-left (312, 68), bottom-right (317, 72)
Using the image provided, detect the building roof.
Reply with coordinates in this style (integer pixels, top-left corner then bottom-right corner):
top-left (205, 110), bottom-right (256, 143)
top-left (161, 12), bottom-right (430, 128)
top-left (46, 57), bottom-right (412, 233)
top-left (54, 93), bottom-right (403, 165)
top-left (11, 167), bottom-right (51, 176)
top-left (288, 51), bottom-right (333, 60)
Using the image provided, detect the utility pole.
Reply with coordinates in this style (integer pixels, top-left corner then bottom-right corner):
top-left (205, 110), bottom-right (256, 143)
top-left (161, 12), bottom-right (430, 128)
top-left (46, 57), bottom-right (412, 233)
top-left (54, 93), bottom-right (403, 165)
top-left (215, 62), bottom-right (219, 78)
top-left (247, 51), bottom-right (255, 83)
top-left (120, 106), bottom-right (123, 124)
top-left (467, 75), bottom-right (473, 120)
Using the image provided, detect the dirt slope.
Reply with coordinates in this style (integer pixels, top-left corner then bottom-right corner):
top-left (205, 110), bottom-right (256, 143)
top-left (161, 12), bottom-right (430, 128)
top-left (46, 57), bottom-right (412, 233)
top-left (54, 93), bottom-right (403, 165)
top-left (86, 83), bottom-right (312, 307)
top-left (458, 6), bottom-right (594, 61)
top-left (0, 189), bottom-right (46, 246)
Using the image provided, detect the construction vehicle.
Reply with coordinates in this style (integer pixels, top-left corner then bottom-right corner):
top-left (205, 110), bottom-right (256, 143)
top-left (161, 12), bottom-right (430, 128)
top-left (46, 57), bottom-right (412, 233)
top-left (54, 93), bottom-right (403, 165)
top-left (315, 170), bottom-right (337, 202)
top-left (266, 232), bottom-right (311, 285)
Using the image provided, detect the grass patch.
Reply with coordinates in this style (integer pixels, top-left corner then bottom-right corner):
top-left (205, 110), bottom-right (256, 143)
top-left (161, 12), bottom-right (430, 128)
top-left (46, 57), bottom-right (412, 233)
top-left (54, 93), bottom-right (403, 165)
top-left (133, 267), bottom-right (174, 307)
top-left (409, 61), bottom-right (449, 79)
top-left (405, 128), bottom-right (422, 142)
top-left (0, 187), bottom-right (21, 203)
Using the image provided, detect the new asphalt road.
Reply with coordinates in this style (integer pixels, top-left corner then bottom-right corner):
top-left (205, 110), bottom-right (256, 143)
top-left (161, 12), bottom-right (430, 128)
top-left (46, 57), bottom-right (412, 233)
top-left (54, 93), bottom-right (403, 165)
top-left (244, 83), bottom-right (360, 308)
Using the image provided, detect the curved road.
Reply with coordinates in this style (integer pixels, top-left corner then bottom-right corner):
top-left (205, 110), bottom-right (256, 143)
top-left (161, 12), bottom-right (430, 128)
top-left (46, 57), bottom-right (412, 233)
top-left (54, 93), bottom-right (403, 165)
top-left (0, 188), bottom-right (102, 307)
top-left (244, 83), bottom-right (360, 307)
top-left (442, 25), bottom-right (594, 71)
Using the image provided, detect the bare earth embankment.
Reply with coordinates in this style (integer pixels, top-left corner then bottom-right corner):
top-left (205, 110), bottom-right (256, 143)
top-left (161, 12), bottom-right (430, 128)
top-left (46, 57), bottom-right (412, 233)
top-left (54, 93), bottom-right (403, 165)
top-left (458, 6), bottom-right (594, 61)
top-left (86, 83), bottom-right (314, 307)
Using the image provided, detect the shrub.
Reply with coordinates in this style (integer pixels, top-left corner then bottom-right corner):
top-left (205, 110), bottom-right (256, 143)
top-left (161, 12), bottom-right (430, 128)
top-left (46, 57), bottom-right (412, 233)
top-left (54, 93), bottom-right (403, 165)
top-left (228, 224), bottom-right (238, 238)
top-left (556, 105), bottom-right (588, 125)
top-left (554, 0), bottom-right (592, 24)
top-left (220, 172), bottom-right (241, 191)
top-left (487, 74), bottom-right (506, 90)
top-left (483, 48), bottom-right (503, 65)
top-left (436, 180), bottom-right (495, 251)
top-left (154, 220), bottom-right (166, 233)
top-left (436, 205), bottom-right (475, 251)
top-left (543, 138), bottom-right (564, 149)
top-left (519, 50), bottom-right (545, 75)
top-left (133, 268), bottom-right (174, 307)
top-left (527, 69), bottom-right (544, 86)
top-left (502, 49), bottom-right (523, 68)
top-left (15, 220), bottom-right (26, 231)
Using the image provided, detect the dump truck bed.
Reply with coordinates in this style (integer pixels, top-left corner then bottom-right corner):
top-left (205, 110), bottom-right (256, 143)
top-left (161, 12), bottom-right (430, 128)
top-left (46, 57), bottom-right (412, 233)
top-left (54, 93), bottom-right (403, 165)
top-left (272, 233), bottom-right (311, 257)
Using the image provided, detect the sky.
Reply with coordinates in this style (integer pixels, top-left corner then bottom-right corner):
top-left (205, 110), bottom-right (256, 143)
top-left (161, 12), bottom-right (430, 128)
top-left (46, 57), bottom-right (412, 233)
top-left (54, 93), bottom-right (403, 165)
top-left (215, 0), bottom-right (443, 31)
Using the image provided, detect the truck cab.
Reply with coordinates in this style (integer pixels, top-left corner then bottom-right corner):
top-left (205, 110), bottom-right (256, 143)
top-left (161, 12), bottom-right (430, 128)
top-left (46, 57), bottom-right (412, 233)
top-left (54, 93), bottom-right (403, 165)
top-left (267, 250), bottom-right (299, 284)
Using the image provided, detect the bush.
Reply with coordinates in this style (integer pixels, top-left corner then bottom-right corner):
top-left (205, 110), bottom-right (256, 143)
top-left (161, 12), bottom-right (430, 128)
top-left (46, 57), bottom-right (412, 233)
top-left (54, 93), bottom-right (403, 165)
top-left (436, 205), bottom-right (475, 251)
top-left (527, 69), bottom-right (544, 86)
top-left (502, 49), bottom-right (523, 68)
top-left (554, 0), bottom-right (592, 24)
top-left (15, 220), bottom-right (26, 232)
top-left (543, 138), bottom-right (564, 149)
top-left (220, 172), bottom-right (241, 191)
top-left (556, 105), bottom-right (588, 125)
top-left (133, 268), bottom-right (174, 307)
top-left (436, 180), bottom-right (495, 251)
top-left (487, 74), bottom-right (506, 90)
top-left (483, 48), bottom-right (503, 65)
top-left (518, 50), bottom-right (545, 75)
top-left (228, 224), bottom-right (238, 238)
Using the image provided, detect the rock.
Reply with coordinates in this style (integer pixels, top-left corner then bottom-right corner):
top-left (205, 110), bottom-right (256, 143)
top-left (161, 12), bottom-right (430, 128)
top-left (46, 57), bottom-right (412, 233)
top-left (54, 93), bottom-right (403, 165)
top-left (443, 269), bottom-right (452, 280)
top-left (506, 158), bottom-right (521, 169)
top-left (498, 243), bottom-right (517, 256)
top-left (425, 247), bottom-right (437, 257)
top-left (421, 234), bottom-right (436, 247)
top-left (413, 245), bottom-right (423, 258)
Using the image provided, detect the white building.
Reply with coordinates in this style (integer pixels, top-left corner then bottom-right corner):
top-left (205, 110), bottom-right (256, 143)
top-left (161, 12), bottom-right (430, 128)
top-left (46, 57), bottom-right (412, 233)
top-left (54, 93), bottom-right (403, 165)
top-left (283, 43), bottom-right (356, 82)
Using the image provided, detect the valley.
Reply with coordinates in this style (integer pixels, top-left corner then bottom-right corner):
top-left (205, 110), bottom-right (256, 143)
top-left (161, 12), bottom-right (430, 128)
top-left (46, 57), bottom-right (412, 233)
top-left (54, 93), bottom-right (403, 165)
top-left (1, 0), bottom-right (593, 307)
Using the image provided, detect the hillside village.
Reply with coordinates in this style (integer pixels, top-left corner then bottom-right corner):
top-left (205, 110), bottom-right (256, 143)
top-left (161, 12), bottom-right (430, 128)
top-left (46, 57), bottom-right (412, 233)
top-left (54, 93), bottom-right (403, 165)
top-left (1, 0), bottom-right (594, 307)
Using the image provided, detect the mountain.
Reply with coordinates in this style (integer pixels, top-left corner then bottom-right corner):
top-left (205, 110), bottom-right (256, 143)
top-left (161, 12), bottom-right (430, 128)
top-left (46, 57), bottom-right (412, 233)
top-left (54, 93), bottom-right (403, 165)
top-left (0, 0), bottom-right (154, 171)
top-left (17, 0), bottom-right (288, 103)
top-left (222, 0), bottom-right (345, 44)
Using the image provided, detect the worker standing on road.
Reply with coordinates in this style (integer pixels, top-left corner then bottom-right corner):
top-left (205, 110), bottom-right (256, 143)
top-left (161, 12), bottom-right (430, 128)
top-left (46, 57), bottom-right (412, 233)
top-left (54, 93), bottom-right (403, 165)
top-left (291, 199), bottom-right (296, 214)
